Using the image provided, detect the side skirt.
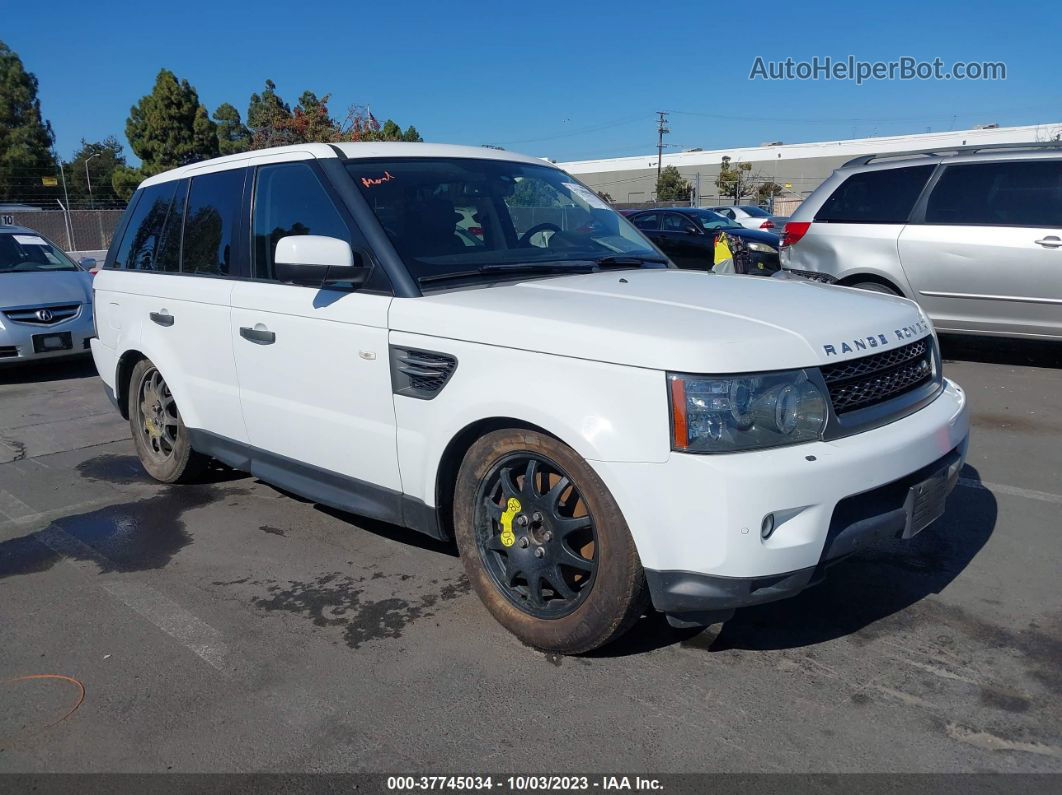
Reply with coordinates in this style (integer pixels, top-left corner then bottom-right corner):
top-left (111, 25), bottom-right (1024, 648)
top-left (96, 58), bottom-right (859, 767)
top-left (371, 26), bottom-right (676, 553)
top-left (187, 429), bottom-right (446, 541)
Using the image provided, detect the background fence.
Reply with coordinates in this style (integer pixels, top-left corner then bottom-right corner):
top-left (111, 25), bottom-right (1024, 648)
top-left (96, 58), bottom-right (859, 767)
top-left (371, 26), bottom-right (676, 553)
top-left (2, 209), bottom-right (124, 252)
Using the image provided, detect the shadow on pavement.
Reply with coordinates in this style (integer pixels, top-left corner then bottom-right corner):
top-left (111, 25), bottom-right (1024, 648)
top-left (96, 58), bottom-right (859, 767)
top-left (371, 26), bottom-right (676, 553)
top-left (939, 333), bottom-right (1061, 369)
top-left (0, 355), bottom-right (98, 385)
top-left (605, 464), bottom-right (997, 657)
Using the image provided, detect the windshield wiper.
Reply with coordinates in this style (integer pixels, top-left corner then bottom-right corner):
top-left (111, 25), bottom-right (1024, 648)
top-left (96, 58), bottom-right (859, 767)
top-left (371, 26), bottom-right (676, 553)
top-left (418, 262), bottom-right (597, 285)
top-left (592, 254), bottom-right (669, 267)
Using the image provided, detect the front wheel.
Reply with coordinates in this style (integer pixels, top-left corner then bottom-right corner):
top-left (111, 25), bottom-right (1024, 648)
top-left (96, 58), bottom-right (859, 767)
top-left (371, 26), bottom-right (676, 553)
top-left (128, 358), bottom-right (208, 483)
top-left (454, 429), bottom-right (647, 654)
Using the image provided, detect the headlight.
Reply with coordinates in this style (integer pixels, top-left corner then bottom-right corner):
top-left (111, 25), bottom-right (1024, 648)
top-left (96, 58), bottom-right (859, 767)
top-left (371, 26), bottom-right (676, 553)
top-left (668, 369), bottom-right (827, 453)
top-left (746, 241), bottom-right (778, 254)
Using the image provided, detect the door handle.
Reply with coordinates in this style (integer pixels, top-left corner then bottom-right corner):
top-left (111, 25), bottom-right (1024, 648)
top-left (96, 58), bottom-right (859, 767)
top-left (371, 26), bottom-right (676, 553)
top-left (149, 311), bottom-right (174, 327)
top-left (239, 326), bottom-right (276, 345)
top-left (1034, 236), bottom-right (1062, 248)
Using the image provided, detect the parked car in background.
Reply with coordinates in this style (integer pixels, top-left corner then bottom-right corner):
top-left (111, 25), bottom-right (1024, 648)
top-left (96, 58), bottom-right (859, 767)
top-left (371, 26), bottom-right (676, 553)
top-left (0, 225), bottom-right (95, 365)
top-left (622, 208), bottom-right (780, 273)
top-left (707, 205), bottom-right (788, 231)
top-left (781, 143), bottom-right (1062, 340)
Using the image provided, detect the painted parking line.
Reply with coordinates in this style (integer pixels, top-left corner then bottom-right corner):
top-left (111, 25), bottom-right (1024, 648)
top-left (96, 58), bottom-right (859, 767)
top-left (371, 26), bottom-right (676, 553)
top-left (34, 523), bottom-right (241, 676)
top-left (958, 478), bottom-right (1062, 505)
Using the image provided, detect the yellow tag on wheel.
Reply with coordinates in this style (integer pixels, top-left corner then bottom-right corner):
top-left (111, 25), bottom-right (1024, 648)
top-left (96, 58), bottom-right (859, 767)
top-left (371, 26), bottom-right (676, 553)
top-left (499, 497), bottom-right (521, 547)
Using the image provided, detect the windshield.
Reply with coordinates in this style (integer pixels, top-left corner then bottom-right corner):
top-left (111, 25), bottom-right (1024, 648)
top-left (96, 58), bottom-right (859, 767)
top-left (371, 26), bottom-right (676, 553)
top-left (0, 233), bottom-right (79, 273)
top-left (738, 206), bottom-right (770, 217)
top-left (690, 210), bottom-right (743, 230)
top-left (345, 158), bottom-right (664, 283)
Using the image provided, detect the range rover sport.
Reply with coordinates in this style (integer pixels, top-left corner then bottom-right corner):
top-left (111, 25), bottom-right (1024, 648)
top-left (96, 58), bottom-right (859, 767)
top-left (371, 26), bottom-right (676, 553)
top-left (91, 142), bottom-right (970, 653)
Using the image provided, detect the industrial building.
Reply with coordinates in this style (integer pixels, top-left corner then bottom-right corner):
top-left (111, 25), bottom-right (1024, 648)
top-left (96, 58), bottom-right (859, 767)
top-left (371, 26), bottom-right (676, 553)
top-left (557, 122), bottom-right (1062, 212)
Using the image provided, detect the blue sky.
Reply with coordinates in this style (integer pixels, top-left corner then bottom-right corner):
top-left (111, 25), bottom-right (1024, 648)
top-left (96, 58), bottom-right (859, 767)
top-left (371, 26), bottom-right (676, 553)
top-left (8, 0), bottom-right (1061, 164)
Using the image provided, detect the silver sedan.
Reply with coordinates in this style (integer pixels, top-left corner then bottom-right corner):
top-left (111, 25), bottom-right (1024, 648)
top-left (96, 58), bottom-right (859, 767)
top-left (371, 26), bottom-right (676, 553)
top-left (0, 226), bottom-right (96, 366)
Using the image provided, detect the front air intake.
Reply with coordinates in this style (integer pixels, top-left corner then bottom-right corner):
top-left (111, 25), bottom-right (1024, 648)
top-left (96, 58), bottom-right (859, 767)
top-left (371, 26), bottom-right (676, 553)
top-left (389, 346), bottom-right (458, 400)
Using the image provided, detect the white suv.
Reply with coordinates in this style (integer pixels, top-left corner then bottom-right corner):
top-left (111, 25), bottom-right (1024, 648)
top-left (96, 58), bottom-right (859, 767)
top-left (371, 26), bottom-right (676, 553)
top-left (781, 143), bottom-right (1062, 340)
top-left (91, 143), bottom-right (969, 653)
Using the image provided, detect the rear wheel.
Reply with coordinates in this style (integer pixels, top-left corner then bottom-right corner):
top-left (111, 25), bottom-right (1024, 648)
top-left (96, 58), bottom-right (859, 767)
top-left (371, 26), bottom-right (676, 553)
top-left (454, 429), bottom-right (647, 654)
top-left (128, 358), bottom-right (208, 483)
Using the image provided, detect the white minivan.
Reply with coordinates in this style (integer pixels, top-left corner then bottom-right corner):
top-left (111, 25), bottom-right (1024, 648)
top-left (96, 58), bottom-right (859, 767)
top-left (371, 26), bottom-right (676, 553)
top-left (91, 143), bottom-right (969, 653)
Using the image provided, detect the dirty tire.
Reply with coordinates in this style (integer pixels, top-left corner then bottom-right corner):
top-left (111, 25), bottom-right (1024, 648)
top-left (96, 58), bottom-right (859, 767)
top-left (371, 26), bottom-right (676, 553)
top-left (849, 281), bottom-right (899, 296)
top-left (454, 429), bottom-right (648, 654)
top-left (128, 358), bottom-right (208, 484)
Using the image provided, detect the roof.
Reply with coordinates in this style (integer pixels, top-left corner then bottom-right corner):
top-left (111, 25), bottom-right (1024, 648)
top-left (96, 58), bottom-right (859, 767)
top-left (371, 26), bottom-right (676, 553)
top-left (0, 224), bottom-right (38, 235)
top-left (558, 122), bottom-right (1062, 175)
top-left (139, 142), bottom-right (553, 189)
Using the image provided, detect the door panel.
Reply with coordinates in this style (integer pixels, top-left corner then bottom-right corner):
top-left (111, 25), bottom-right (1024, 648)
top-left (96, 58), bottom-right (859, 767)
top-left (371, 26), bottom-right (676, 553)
top-left (899, 160), bottom-right (1062, 337)
top-left (898, 225), bottom-right (1062, 336)
top-left (229, 283), bottom-right (400, 489)
top-left (659, 214), bottom-right (711, 269)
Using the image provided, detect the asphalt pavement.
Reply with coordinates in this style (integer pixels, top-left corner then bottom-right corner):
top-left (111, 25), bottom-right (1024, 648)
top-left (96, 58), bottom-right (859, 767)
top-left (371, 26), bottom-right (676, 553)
top-left (0, 337), bottom-right (1059, 774)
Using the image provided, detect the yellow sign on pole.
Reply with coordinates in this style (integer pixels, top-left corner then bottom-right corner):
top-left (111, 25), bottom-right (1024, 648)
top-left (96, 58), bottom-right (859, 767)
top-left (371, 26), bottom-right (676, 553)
top-left (41, 176), bottom-right (58, 187)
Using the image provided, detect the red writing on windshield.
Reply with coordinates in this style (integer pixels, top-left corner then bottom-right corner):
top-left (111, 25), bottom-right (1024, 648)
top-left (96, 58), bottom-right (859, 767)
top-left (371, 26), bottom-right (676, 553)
top-left (361, 171), bottom-right (396, 188)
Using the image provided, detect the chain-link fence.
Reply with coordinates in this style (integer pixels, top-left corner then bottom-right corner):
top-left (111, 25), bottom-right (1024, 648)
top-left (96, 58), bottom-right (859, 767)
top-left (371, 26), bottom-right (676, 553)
top-left (3, 209), bottom-right (125, 252)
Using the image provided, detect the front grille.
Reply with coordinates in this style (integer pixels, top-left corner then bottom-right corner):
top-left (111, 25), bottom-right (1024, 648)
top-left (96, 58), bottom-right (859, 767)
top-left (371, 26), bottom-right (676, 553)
top-left (2, 303), bottom-right (81, 326)
top-left (389, 347), bottom-right (458, 400)
top-left (0, 346), bottom-right (18, 358)
top-left (820, 338), bottom-right (934, 414)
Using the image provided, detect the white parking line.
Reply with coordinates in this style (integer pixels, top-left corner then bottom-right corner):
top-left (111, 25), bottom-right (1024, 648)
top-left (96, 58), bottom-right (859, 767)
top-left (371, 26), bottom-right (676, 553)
top-left (958, 478), bottom-right (1062, 505)
top-left (34, 524), bottom-right (238, 676)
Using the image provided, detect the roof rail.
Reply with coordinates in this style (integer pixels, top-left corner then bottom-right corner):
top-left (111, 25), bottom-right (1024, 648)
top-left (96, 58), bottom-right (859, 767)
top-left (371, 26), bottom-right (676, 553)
top-left (842, 140), bottom-right (1062, 168)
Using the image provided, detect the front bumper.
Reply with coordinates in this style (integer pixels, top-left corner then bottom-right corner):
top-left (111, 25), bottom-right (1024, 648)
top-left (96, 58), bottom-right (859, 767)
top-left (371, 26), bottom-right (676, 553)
top-left (645, 442), bottom-right (966, 626)
top-left (591, 378), bottom-right (969, 623)
top-left (0, 310), bottom-right (95, 365)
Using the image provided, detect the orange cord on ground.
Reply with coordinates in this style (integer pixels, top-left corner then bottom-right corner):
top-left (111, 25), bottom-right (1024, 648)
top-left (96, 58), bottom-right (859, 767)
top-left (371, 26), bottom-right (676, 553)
top-left (3, 674), bottom-right (86, 731)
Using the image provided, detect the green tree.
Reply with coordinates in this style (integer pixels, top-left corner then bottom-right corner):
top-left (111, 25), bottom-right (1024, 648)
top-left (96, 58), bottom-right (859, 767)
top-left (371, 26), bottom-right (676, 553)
top-left (656, 165), bottom-right (691, 201)
top-left (754, 180), bottom-right (784, 207)
top-left (111, 165), bottom-right (145, 203)
top-left (125, 68), bottom-right (219, 174)
top-left (715, 156), bottom-right (755, 204)
top-left (0, 41), bottom-right (57, 204)
top-left (212, 103), bottom-right (251, 156)
top-left (64, 137), bottom-right (126, 207)
top-left (247, 79), bottom-right (294, 149)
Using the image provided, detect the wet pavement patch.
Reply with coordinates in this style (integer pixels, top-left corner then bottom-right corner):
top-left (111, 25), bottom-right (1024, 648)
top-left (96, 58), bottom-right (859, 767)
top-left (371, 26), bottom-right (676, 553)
top-left (260, 525), bottom-right (287, 537)
top-left (76, 454), bottom-right (149, 485)
top-left (0, 485), bottom-right (222, 579)
top-left (239, 571), bottom-right (471, 649)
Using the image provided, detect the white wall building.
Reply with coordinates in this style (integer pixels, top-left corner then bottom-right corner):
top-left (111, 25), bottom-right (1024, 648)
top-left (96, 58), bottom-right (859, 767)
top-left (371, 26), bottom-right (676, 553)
top-left (557, 122), bottom-right (1062, 210)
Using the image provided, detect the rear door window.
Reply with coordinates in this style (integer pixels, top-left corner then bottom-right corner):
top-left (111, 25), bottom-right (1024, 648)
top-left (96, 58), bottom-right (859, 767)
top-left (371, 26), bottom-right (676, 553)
top-left (815, 165), bottom-right (934, 224)
top-left (182, 168), bottom-right (246, 276)
top-left (154, 180), bottom-right (188, 273)
top-left (924, 161), bottom-right (1062, 227)
top-left (663, 213), bottom-right (697, 232)
top-left (631, 212), bottom-right (660, 231)
top-left (113, 182), bottom-right (178, 270)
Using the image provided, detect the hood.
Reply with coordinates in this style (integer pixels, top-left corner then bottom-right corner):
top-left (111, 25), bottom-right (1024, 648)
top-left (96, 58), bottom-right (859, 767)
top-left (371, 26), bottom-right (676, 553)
top-left (0, 271), bottom-right (93, 310)
top-left (724, 227), bottom-right (780, 246)
top-left (390, 269), bottom-right (931, 373)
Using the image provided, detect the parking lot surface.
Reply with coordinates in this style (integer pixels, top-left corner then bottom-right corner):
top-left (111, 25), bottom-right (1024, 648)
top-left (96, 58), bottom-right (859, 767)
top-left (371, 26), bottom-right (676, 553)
top-left (1, 338), bottom-right (1060, 773)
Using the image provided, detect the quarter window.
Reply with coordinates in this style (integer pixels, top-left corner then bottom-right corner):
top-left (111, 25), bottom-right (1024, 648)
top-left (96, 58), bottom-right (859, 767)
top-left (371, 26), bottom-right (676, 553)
top-left (182, 168), bottom-right (245, 276)
top-left (252, 162), bottom-right (349, 280)
top-left (815, 165), bottom-right (934, 224)
top-left (113, 182), bottom-right (177, 270)
top-left (925, 161), bottom-right (1062, 227)
top-left (155, 180), bottom-right (188, 273)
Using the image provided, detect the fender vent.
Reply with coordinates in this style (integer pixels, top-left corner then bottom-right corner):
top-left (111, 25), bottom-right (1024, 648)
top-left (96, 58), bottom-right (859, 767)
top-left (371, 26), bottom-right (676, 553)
top-left (390, 346), bottom-right (458, 400)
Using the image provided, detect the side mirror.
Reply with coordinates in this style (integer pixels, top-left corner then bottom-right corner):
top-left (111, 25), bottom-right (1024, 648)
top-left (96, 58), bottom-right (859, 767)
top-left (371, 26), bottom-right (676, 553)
top-left (79, 257), bottom-right (97, 270)
top-left (685, 227), bottom-right (701, 235)
top-left (274, 235), bottom-right (370, 288)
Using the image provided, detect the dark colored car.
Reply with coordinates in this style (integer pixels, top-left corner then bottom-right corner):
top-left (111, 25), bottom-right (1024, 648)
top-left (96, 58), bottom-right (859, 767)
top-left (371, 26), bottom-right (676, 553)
top-left (622, 208), bottom-right (781, 274)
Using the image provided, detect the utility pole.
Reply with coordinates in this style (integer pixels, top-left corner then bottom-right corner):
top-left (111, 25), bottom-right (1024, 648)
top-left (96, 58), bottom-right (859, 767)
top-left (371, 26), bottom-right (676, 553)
top-left (655, 111), bottom-right (669, 192)
top-left (56, 157), bottom-right (75, 250)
